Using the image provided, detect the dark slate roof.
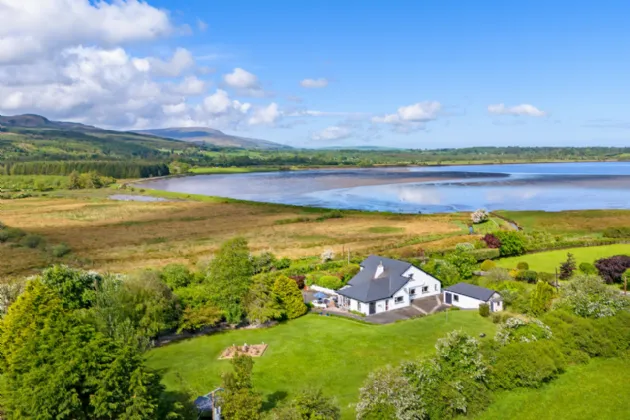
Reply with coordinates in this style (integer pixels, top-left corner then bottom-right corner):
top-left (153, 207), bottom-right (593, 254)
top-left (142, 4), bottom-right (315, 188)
top-left (444, 283), bottom-right (496, 301)
top-left (337, 255), bottom-right (413, 302)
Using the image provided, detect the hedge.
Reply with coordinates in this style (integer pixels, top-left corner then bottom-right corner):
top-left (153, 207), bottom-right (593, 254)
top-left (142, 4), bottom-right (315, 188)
top-left (603, 227), bottom-right (630, 238)
top-left (468, 248), bottom-right (501, 261)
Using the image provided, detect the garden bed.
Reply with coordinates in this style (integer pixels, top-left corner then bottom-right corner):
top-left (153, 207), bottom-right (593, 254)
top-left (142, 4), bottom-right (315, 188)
top-left (219, 343), bottom-right (268, 359)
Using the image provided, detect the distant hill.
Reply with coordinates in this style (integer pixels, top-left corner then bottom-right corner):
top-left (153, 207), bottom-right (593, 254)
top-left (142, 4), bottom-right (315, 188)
top-left (0, 114), bottom-right (194, 162)
top-left (135, 127), bottom-right (292, 150)
top-left (0, 114), bottom-right (100, 131)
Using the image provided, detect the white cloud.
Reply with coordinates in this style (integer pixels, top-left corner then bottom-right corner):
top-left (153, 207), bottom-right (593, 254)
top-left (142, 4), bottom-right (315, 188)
top-left (300, 78), bottom-right (329, 88)
top-left (311, 126), bottom-right (353, 141)
top-left (222, 67), bottom-right (267, 97)
top-left (0, 0), bottom-right (172, 64)
top-left (248, 103), bottom-right (280, 126)
top-left (147, 48), bottom-right (195, 77)
top-left (171, 76), bottom-right (207, 95)
top-left (372, 101), bottom-right (441, 132)
top-left (487, 103), bottom-right (546, 117)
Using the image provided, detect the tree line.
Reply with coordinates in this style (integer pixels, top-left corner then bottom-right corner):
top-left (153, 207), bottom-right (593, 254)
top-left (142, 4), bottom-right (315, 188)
top-left (1, 161), bottom-right (170, 178)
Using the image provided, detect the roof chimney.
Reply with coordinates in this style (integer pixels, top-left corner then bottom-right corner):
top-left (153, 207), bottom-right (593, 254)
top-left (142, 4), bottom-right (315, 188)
top-left (374, 261), bottom-right (384, 278)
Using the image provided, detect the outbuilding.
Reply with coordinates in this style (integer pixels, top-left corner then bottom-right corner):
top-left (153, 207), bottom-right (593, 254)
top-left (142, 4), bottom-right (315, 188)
top-left (443, 283), bottom-right (503, 312)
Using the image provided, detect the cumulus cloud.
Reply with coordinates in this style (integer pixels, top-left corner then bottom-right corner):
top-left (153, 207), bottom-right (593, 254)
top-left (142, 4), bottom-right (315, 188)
top-left (147, 48), bottom-right (195, 77)
top-left (372, 101), bottom-right (442, 132)
top-left (170, 76), bottom-right (207, 95)
top-left (223, 67), bottom-right (267, 97)
top-left (0, 0), bottom-right (173, 64)
top-left (311, 125), bottom-right (353, 141)
top-left (248, 103), bottom-right (280, 126)
top-left (300, 78), bottom-right (329, 88)
top-left (487, 103), bottom-right (546, 117)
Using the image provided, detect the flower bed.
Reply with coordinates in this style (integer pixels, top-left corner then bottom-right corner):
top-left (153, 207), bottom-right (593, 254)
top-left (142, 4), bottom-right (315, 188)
top-left (219, 343), bottom-right (268, 359)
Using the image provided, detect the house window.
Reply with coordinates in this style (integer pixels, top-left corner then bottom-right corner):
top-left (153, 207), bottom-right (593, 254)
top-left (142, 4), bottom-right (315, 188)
top-left (422, 286), bottom-right (429, 293)
top-left (453, 295), bottom-right (459, 302)
top-left (357, 302), bottom-right (362, 311)
top-left (395, 296), bottom-right (404, 304)
top-left (409, 288), bottom-right (416, 296)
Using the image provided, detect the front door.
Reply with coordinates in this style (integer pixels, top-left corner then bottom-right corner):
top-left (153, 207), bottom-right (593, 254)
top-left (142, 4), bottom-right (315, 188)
top-left (369, 302), bottom-right (376, 315)
top-left (445, 293), bottom-right (452, 304)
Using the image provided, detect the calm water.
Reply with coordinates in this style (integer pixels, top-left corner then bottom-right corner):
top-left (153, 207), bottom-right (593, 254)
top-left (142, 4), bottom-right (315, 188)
top-left (138, 162), bottom-right (630, 213)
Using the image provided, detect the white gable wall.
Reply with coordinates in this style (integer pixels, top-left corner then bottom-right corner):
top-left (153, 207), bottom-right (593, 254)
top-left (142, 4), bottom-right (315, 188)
top-left (444, 291), bottom-right (502, 311)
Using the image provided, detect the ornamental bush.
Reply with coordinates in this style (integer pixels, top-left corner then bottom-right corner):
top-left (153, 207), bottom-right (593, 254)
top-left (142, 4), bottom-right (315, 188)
top-left (482, 233), bottom-right (501, 249)
top-left (469, 248), bottom-right (501, 261)
top-left (516, 262), bottom-right (529, 270)
top-left (595, 255), bottom-right (630, 284)
top-left (490, 341), bottom-right (566, 390)
top-left (495, 231), bottom-right (526, 257)
top-left (579, 262), bottom-right (597, 275)
top-left (480, 260), bottom-right (497, 272)
top-left (455, 242), bottom-right (475, 251)
top-left (516, 270), bottom-right (538, 284)
top-left (479, 303), bottom-right (490, 317)
top-left (559, 253), bottom-right (576, 280)
top-left (316, 275), bottom-right (343, 290)
top-left (273, 275), bottom-right (307, 319)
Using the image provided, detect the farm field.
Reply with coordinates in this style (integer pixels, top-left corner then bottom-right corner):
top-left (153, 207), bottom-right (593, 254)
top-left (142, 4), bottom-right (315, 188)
top-left (496, 244), bottom-right (630, 272)
top-left (479, 358), bottom-right (630, 420)
top-left (146, 311), bottom-right (496, 419)
top-left (497, 209), bottom-right (630, 235)
top-left (0, 191), bottom-right (466, 278)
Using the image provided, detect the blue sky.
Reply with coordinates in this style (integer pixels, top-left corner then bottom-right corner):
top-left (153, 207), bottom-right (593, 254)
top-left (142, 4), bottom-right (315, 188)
top-left (1, 0), bottom-right (628, 148)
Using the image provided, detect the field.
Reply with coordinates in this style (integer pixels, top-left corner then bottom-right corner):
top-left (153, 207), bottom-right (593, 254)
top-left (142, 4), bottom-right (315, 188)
top-left (496, 244), bottom-right (630, 272)
top-left (497, 210), bottom-right (630, 235)
top-left (146, 311), bottom-right (496, 419)
top-left (0, 191), bottom-right (466, 278)
top-left (479, 358), bottom-right (630, 420)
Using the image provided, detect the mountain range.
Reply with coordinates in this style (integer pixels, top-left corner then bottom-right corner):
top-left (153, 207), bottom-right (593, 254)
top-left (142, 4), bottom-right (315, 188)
top-left (134, 127), bottom-right (291, 150)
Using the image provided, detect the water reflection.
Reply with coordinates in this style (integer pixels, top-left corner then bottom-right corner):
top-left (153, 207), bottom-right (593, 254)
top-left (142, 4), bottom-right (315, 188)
top-left (138, 162), bottom-right (630, 213)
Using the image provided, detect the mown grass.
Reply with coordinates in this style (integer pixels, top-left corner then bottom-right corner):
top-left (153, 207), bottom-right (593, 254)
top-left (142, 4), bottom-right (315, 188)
top-left (479, 358), bottom-right (630, 420)
top-left (146, 312), bottom-right (496, 419)
top-left (498, 210), bottom-right (630, 235)
top-left (0, 194), bottom-right (463, 277)
top-left (496, 244), bottom-right (630, 272)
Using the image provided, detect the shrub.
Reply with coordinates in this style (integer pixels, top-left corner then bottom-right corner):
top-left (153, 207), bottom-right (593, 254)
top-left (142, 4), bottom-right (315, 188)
top-left (5, 227), bottom-right (25, 240)
top-left (455, 242), bottom-right (475, 251)
top-left (559, 252), bottom-right (576, 280)
top-left (469, 248), bottom-right (501, 261)
top-left (495, 231), bottom-right (526, 257)
top-left (480, 260), bottom-right (497, 272)
top-left (275, 257), bottom-right (291, 270)
top-left (486, 267), bottom-right (512, 282)
top-left (51, 243), bottom-right (71, 258)
top-left (471, 209), bottom-right (490, 224)
top-left (274, 275), bottom-right (307, 319)
top-left (0, 230), bottom-right (8, 243)
top-left (602, 226), bottom-right (630, 238)
top-left (482, 233), bottom-right (501, 249)
top-left (20, 234), bottom-right (43, 249)
top-left (161, 264), bottom-right (192, 290)
top-left (530, 281), bottom-right (555, 315)
top-left (479, 303), bottom-right (490, 317)
top-left (337, 264), bottom-right (360, 283)
top-left (516, 270), bottom-right (538, 283)
top-left (556, 274), bottom-right (628, 318)
top-left (537, 272), bottom-right (556, 283)
top-left (289, 275), bottom-right (306, 289)
top-left (495, 317), bottom-right (553, 346)
top-left (490, 341), bottom-right (566, 390)
top-left (516, 261), bottom-right (529, 270)
top-left (595, 255), bottom-right (630, 284)
top-left (579, 262), bottom-right (597, 275)
top-left (491, 312), bottom-right (511, 324)
top-left (316, 275), bottom-right (343, 290)
top-left (320, 249), bottom-right (335, 263)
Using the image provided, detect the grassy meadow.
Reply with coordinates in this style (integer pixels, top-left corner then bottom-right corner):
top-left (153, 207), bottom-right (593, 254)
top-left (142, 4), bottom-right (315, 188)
top-left (479, 358), bottom-right (630, 420)
top-left (497, 209), bottom-right (630, 235)
top-left (496, 244), bottom-right (630, 272)
top-left (0, 190), bottom-right (468, 278)
top-left (147, 311), bottom-right (496, 419)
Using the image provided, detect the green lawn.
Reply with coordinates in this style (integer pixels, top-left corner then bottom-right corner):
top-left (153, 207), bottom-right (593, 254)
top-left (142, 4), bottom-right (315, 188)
top-left (479, 358), bottom-right (630, 420)
top-left (496, 244), bottom-right (630, 272)
top-left (147, 311), bottom-right (495, 419)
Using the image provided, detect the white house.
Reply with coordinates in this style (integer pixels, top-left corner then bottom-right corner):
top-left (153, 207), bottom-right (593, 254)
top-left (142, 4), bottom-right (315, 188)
top-left (336, 255), bottom-right (441, 316)
top-left (443, 283), bottom-right (503, 312)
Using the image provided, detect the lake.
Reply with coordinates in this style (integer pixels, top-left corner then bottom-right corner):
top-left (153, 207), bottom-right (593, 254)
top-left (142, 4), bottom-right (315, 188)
top-left (138, 162), bottom-right (630, 213)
